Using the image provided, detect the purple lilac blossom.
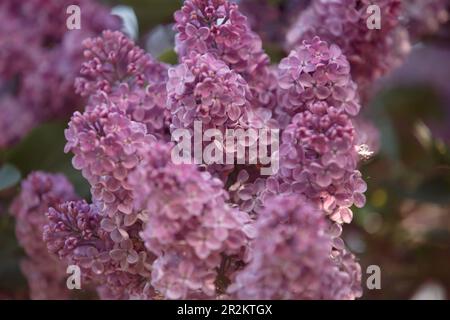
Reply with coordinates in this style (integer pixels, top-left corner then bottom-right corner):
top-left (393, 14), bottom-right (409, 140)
top-left (275, 38), bottom-right (367, 225)
top-left (174, 0), bottom-right (278, 111)
top-left (229, 195), bottom-right (362, 299)
top-left (62, 31), bottom-right (174, 298)
top-left (63, 98), bottom-right (155, 298)
top-left (130, 141), bottom-right (254, 299)
top-left (13, 1), bottom-right (376, 300)
top-left (75, 31), bottom-right (170, 140)
top-left (166, 52), bottom-right (251, 131)
top-left (0, 0), bottom-right (120, 148)
top-left (286, 0), bottom-right (411, 92)
top-left (9, 172), bottom-right (78, 299)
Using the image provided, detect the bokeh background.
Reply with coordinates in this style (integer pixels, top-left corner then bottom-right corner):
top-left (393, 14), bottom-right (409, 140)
top-left (0, 0), bottom-right (449, 299)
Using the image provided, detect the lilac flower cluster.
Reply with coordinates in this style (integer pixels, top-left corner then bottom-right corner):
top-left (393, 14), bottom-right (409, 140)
top-left (277, 37), bottom-right (361, 121)
top-left (75, 31), bottom-right (170, 139)
top-left (174, 0), bottom-right (277, 110)
top-left (166, 53), bottom-right (251, 131)
top-left (286, 0), bottom-right (410, 91)
top-left (6, 0), bottom-right (412, 300)
top-left (276, 38), bottom-right (366, 225)
top-left (0, 0), bottom-right (119, 148)
top-left (229, 195), bottom-right (361, 299)
top-left (131, 143), bottom-right (254, 299)
top-left (43, 201), bottom-right (110, 277)
top-left (9, 172), bottom-right (78, 299)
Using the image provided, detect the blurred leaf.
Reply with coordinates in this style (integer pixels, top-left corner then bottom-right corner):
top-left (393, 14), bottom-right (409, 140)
top-left (409, 170), bottom-right (450, 204)
top-left (116, 0), bottom-right (181, 34)
top-left (158, 49), bottom-right (178, 65)
top-left (0, 164), bottom-right (21, 191)
top-left (5, 122), bottom-right (90, 198)
top-left (264, 43), bottom-right (285, 63)
top-left (0, 215), bottom-right (26, 292)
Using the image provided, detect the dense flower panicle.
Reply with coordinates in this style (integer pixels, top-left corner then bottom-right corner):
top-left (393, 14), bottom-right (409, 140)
top-left (76, 31), bottom-right (167, 97)
top-left (276, 37), bottom-right (361, 126)
top-left (43, 199), bottom-right (156, 298)
top-left (167, 52), bottom-right (251, 131)
top-left (10, 172), bottom-right (78, 299)
top-left (229, 195), bottom-right (362, 300)
top-left (65, 31), bottom-right (179, 298)
top-left (43, 201), bottom-right (111, 276)
top-left (402, 0), bottom-right (449, 39)
top-left (278, 105), bottom-right (367, 224)
top-left (65, 102), bottom-right (154, 219)
top-left (0, 0), bottom-right (120, 148)
top-left (10, 172), bottom-right (78, 258)
top-left (286, 0), bottom-right (410, 90)
top-left (131, 142), bottom-right (254, 298)
top-left (64, 102), bottom-right (156, 294)
top-left (174, 0), bottom-right (276, 110)
top-left (75, 31), bottom-right (170, 139)
top-left (276, 38), bottom-right (366, 224)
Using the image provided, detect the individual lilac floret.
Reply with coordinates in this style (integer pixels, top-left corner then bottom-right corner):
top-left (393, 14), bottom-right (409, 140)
top-left (130, 142), bottom-right (254, 299)
top-left (174, 0), bottom-right (277, 110)
top-left (286, 0), bottom-right (410, 91)
top-left (9, 172), bottom-right (78, 299)
top-left (43, 199), bottom-right (154, 300)
top-left (228, 195), bottom-right (362, 300)
top-left (75, 31), bottom-right (170, 139)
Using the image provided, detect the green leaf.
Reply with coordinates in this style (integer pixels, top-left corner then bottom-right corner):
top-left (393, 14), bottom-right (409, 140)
top-left (5, 122), bottom-right (90, 198)
top-left (158, 49), bottom-right (178, 65)
top-left (0, 215), bottom-right (26, 291)
top-left (263, 43), bottom-right (285, 64)
top-left (119, 0), bottom-right (181, 34)
top-left (0, 164), bottom-right (21, 191)
top-left (409, 173), bottom-right (450, 205)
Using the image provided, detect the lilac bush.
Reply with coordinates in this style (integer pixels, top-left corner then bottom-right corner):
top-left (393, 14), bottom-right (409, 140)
top-left (6, 0), bottom-right (449, 300)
